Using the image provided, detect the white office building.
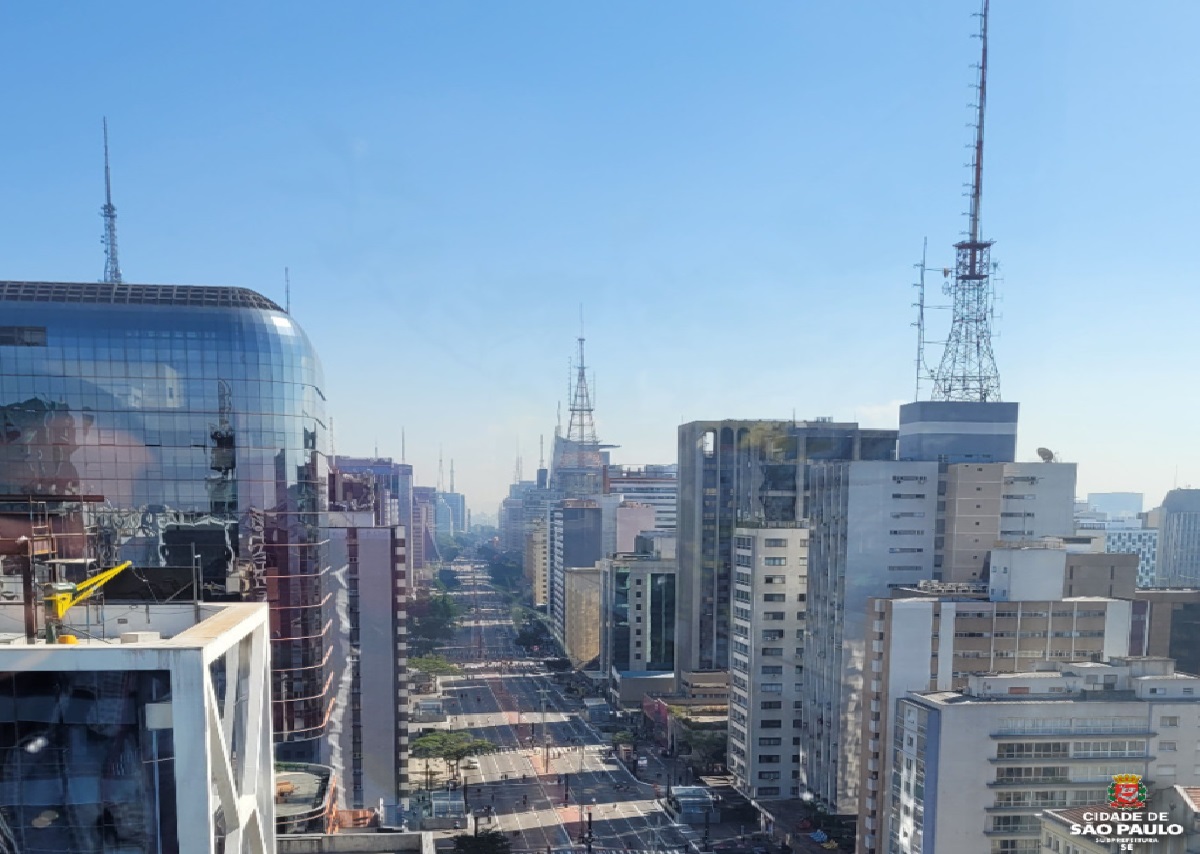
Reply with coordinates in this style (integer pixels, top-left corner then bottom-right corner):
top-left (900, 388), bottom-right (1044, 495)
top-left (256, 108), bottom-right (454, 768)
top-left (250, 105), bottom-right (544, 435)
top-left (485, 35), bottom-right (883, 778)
top-left (728, 525), bottom-right (809, 802)
top-left (802, 460), bottom-right (940, 814)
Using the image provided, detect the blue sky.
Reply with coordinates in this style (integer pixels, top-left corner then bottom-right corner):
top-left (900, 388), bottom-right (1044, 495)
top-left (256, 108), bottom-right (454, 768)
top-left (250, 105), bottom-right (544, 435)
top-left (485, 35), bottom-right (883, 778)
top-left (1, 1), bottom-right (1197, 514)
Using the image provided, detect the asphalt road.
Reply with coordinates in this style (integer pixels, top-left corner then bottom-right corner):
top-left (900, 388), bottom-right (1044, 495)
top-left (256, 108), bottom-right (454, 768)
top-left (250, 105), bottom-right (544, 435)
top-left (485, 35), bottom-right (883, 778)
top-left (436, 564), bottom-right (690, 854)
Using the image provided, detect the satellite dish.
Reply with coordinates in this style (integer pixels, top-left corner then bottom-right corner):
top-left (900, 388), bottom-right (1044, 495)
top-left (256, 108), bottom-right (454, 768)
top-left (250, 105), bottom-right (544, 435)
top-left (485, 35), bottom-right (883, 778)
top-left (1036, 447), bottom-right (1055, 463)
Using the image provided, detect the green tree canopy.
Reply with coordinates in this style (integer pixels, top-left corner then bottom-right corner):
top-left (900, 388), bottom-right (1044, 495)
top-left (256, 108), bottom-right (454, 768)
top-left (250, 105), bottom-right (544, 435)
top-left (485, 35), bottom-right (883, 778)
top-left (409, 655), bottom-right (461, 676)
top-left (410, 731), bottom-right (500, 773)
top-left (611, 731), bottom-right (636, 746)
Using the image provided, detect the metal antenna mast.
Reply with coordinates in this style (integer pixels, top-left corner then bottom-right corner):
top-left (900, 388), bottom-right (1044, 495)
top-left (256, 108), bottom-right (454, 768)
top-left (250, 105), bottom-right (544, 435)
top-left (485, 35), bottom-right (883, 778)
top-left (101, 118), bottom-right (123, 285)
top-left (931, 0), bottom-right (1001, 402)
top-left (450, 459), bottom-right (455, 493)
top-left (437, 447), bottom-right (445, 492)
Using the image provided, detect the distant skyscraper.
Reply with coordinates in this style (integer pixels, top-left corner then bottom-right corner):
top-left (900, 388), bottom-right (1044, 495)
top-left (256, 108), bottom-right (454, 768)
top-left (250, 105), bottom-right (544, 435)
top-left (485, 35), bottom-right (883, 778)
top-left (1087, 491), bottom-right (1144, 519)
top-left (1159, 489), bottom-right (1200, 585)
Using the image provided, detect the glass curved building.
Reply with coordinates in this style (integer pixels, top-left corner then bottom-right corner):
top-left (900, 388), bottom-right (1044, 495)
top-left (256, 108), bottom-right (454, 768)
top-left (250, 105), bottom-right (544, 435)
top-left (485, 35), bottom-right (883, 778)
top-left (0, 280), bottom-right (331, 760)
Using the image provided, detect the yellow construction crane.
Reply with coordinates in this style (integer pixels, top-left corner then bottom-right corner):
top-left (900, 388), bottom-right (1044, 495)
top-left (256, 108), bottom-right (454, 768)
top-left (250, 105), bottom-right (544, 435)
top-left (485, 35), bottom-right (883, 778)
top-left (42, 561), bottom-right (132, 644)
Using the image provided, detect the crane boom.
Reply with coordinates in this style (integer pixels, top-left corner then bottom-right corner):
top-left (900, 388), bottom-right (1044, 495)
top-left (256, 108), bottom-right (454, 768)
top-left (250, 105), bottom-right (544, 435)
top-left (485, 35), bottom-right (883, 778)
top-left (43, 561), bottom-right (132, 642)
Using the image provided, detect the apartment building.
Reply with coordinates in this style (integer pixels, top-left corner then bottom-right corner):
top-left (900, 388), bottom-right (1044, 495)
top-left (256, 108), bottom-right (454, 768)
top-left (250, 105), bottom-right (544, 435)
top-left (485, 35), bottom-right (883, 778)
top-left (890, 658), bottom-right (1200, 854)
top-left (856, 543), bottom-right (1140, 854)
top-left (728, 525), bottom-right (809, 802)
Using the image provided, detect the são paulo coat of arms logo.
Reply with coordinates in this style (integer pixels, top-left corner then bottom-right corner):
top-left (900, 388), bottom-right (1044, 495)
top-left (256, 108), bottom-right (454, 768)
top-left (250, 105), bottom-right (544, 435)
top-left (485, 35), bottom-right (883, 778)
top-left (1107, 773), bottom-right (1148, 809)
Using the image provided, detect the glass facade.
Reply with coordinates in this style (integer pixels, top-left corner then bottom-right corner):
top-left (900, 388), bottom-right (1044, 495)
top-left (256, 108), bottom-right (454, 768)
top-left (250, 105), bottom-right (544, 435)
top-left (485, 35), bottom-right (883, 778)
top-left (0, 282), bottom-right (330, 759)
top-left (0, 669), bottom-right (175, 854)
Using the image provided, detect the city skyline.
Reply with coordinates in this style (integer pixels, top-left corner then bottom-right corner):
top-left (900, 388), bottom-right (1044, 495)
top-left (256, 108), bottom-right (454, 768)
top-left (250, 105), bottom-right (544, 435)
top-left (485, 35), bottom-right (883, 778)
top-left (0, 2), bottom-right (1196, 510)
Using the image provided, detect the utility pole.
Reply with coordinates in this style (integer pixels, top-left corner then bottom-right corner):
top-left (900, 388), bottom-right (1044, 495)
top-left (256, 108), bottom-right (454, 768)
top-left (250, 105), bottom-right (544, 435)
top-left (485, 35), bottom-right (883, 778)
top-left (538, 687), bottom-right (551, 769)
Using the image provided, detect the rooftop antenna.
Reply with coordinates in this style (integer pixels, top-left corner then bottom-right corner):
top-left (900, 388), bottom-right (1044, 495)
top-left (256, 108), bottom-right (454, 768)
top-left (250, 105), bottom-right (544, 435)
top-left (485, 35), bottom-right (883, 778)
top-left (401, 428), bottom-right (407, 464)
top-left (450, 459), bottom-right (455, 493)
top-left (539, 435), bottom-right (545, 470)
top-left (930, 0), bottom-right (1001, 403)
top-left (284, 267), bottom-right (291, 314)
top-left (100, 117), bottom-right (123, 285)
top-left (437, 446), bottom-right (445, 493)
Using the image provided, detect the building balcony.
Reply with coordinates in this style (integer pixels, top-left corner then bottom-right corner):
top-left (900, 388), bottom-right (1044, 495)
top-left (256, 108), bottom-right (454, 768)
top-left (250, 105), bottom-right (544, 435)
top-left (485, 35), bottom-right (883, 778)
top-left (989, 754), bottom-right (1153, 764)
top-left (990, 727), bottom-right (1156, 738)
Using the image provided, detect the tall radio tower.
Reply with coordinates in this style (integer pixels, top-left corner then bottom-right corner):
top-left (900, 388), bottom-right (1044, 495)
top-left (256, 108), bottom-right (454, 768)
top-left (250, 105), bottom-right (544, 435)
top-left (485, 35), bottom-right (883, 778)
top-left (100, 118), bottom-right (124, 285)
top-left (931, 0), bottom-right (1001, 402)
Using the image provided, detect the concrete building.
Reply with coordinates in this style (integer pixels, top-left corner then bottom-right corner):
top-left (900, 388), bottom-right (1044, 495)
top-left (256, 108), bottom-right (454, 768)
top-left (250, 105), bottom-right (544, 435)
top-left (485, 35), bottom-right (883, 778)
top-left (411, 487), bottom-right (439, 570)
top-left (563, 566), bottom-right (604, 668)
top-left (674, 420), bottom-right (897, 681)
top-left (600, 534), bottom-right (678, 703)
top-left (890, 658), bottom-right (1200, 854)
top-left (0, 280), bottom-right (332, 764)
top-left (327, 508), bottom-right (409, 809)
top-left (549, 500), bottom-right (604, 656)
top-left (605, 464), bottom-right (678, 530)
top-left (0, 599), bottom-right (276, 854)
top-left (1159, 489), bottom-right (1200, 586)
top-left (524, 521), bottom-right (550, 606)
top-left (549, 497), bottom-right (655, 664)
top-left (802, 459), bottom-right (941, 814)
top-left (856, 540), bottom-right (1140, 854)
top-left (941, 460), bottom-right (1077, 584)
top-left (727, 524), bottom-right (809, 802)
top-left (1131, 588), bottom-right (1200, 677)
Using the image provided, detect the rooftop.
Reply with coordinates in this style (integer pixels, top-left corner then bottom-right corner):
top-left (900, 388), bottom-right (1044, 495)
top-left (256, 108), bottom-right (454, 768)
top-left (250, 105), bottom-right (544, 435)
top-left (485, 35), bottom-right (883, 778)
top-left (0, 601), bottom-right (268, 651)
top-left (0, 280), bottom-right (282, 311)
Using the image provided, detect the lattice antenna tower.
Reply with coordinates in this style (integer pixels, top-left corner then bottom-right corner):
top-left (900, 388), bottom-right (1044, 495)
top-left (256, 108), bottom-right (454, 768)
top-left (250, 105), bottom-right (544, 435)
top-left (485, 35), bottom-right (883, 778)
top-left (931, 0), bottom-right (1002, 403)
top-left (566, 335), bottom-right (600, 463)
top-left (450, 459), bottom-right (455, 493)
top-left (437, 446), bottom-right (445, 492)
top-left (101, 118), bottom-right (123, 285)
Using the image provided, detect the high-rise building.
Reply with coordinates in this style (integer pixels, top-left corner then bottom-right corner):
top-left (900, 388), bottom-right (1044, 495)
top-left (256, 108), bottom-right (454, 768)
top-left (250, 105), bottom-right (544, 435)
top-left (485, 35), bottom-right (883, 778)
top-left (1159, 489), bottom-right (1200, 586)
top-left (440, 491), bottom-right (467, 534)
top-left (328, 469), bottom-right (409, 809)
top-left (727, 524), bottom-right (808, 803)
top-left (0, 600), bottom-right (279, 854)
top-left (855, 542), bottom-right (1140, 854)
top-left (0, 281), bottom-right (331, 762)
top-left (674, 420), bottom-right (897, 681)
top-left (604, 464), bottom-right (678, 530)
top-left (411, 486), bottom-right (438, 570)
top-left (802, 459), bottom-right (941, 814)
top-left (600, 534), bottom-right (678, 698)
top-left (524, 521), bottom-right (550, 606)
top-left (549, 500), bottom-right (604, 660)
top-left (890, 658), bottom-right (1200, 854)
